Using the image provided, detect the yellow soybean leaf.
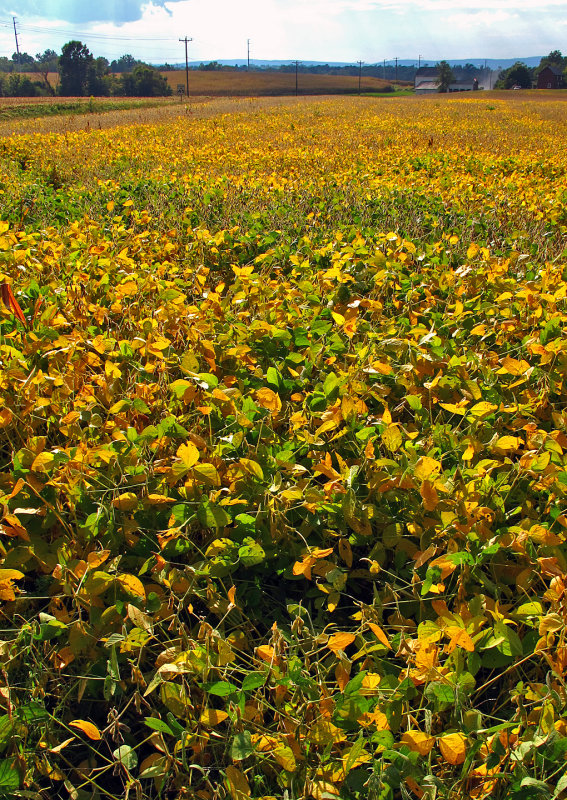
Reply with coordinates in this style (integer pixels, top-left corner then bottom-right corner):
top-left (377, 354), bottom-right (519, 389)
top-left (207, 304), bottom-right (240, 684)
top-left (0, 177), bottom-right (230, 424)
top-left (420, 480), bottom-right (439, 511)
top-left (338, 538), bottom-right (353, 568)
top-left (0, 569), bottom-right (24, 602)
top-left (256, 387), bottom-right (282, 413)
top-left (335, 661), bottom-right (351, 691)
top-left (494, 436), bottom-right (521, 452)
top-left (529, 525), bottom-right (561, 545)
top-left (225, 765), bottom-right (251, 800)
top-left (177, 442), bottom-right (200, 469)
top-left (501, 356), bottom-right (529, 376)
top-left (31, 452), bottom-right (55, 473)
top-left (310, 781), bottom-right (340, 800)
top-left (429, 555), bottom-right (458, 580)
top-left (87, 550), bottom-right (111, 568)
top-left (401, 730), bottom-right (435, 756)
top-left (239, 458), bottom-right (264, 480)
top-left (116, 574), bottom-right (146, 599)
top-left (200, 709), bottom-right (229, 726)
top-left (256, 645), bottom-right (279, 665)
top-left (439, 732), bottom-right (467, 765)
top-left (69, 720), bottom-right (102, 741)
top-left (414, 456), bottom-right (442, 482)
top-left (0, 569), bottom-right (24, 581)
top-left (368, 623), bottom-right (391, 650)
top-left (438, 403), bottom-right (467, 416)
top-left (361, 673), bottom-right (381, 691)
top-left (309, 718), bottom-right (347, 746)
top-left (381, 424), bottom-right (402, 452)
top-left (445, 626), bottom-right (475, 653)
top-left (116, 280), bottom-right (137, 297)
top-left (145, 494), bottom-right (175, 506)
top-left (112, 492), bottom-right (138, 511)
top-left (469, 401), bottom-right (498, 418)
top-left (327, 632), bottom-right (355, 653)
top-left (273, 743), bottom-right (296, 772)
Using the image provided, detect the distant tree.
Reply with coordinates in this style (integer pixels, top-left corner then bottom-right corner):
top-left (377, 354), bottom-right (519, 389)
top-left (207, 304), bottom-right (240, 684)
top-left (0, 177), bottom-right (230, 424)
top-left (2, 73), bottom-right (39, 97)
top-left (34, 49), bottom-right (58, 95)
top-left (498, 62), bottom-right (533, 89)
top-left (59, 41), bottom-right (93, 95)
top-left (541, 50), bottom-right (564, 67)
top-left (12, 51), bottom-right (34, 70)
top-left (537, 50), bottom-right (567, 78)
top-left (120, 65), bottom-right (172, 96)
top-left (0, 57), bottom-right (14, 73)
top-left (110, 54), bottom-right (141, 73)
top-left (199, 61), bottom-right (222, 71)
top-left (435, 61), bottom-right (454, 93)
top-left (86, 56), bottom-right (112, 95)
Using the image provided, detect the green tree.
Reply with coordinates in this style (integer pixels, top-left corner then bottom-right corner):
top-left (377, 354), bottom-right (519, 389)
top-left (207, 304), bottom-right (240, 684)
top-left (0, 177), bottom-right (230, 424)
top-left (110, 54), bottom-right (141, 73)
top-left (59, 41), bottom-right (93, 96)
top-left (34, 49), bottom-right (58, 95)
top-left (86, 56), bottom-right (112, 95)
top-left (119, 65), bottom-right (172, 97)
top-left (499, 62), bottom-right (533, 89)
top-left (3, 73), bottom-right (39, 97)
top-left (540, 49), bottom-right (565, 68)
top-left (435, 61), bottom-right (454, 93)
top-left (12, 51), bottom-right (34, 70)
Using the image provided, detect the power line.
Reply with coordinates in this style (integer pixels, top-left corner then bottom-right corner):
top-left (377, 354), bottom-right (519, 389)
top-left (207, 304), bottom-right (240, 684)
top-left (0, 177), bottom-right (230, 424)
top-left (15, 22), bottom-right (176, 42)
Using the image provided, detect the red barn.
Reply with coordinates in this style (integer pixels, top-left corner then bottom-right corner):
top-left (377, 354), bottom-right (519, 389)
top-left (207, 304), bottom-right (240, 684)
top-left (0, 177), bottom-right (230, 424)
top-left (537, 65), bottom-right (564, 89)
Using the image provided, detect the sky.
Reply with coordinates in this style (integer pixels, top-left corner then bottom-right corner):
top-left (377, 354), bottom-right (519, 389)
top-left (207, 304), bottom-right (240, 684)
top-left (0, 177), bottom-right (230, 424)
top-left (1, 0), bottom-right (566, 66)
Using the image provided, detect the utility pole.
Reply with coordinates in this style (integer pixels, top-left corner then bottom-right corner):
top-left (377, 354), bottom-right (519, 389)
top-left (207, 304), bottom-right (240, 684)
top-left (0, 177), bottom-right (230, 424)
top-left (12, 17), bottom-right (20, 71)
top-left (383, 59), bottom-right (386, 80)
top-left (357, 60), bottom-right (363, 94)
top-left (294, 60), bottom-right (299, 95)
top-left (394, 56), bottom-right (398, 81)
top-left (179, 36), bottom-right (192, 97)
top-left (247, 39), bottom-right (250, 71)
top-left (418, 54), bottom-right (422, 69)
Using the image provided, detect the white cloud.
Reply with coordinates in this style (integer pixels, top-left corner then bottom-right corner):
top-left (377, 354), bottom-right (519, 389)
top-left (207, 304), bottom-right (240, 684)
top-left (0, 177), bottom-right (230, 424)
top-left (4, 0), bottom-right (567, 64)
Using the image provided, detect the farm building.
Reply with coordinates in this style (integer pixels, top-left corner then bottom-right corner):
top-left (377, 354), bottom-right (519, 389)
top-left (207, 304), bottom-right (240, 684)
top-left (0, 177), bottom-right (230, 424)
top-left (537, 65), bottom-right (564, 89)
top-left (414, 67), bottom-right (478, 94)
top-left (414, 68), bottom-right (438, 93)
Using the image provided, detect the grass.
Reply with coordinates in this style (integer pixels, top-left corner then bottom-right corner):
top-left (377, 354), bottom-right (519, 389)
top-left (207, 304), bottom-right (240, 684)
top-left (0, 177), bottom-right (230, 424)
top-left (0, 97), bottom-right (174, 121)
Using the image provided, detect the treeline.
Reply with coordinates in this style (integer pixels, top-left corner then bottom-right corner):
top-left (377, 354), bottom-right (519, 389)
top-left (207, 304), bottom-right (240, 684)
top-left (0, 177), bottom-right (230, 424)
top-left (0, 43), bottom-right (171, 97)
top-left (191, 60), bottom-right (485, 82)
top-left (495, 51), bottom-right (567, 88)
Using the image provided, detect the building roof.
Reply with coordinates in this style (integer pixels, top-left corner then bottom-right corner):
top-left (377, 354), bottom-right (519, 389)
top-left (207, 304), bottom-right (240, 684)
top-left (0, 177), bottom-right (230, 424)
top-left (540, 64), bottom-right (563, 76)
top-left (415, 81), bottom-right (438, 91)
